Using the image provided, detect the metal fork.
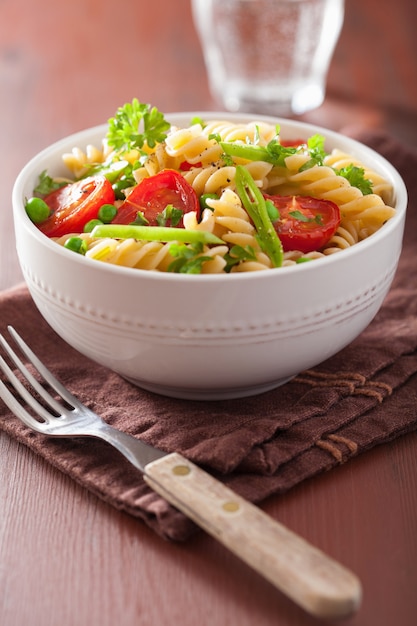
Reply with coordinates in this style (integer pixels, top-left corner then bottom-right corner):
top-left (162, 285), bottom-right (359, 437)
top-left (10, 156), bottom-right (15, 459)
top-left (0, 325), bottom-right (166, 470)
top-left (0, 325), bottom-right (362, 619)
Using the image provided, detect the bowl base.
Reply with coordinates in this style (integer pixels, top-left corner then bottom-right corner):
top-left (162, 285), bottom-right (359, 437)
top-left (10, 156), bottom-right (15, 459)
top-left (122, 375), bottom-right (295, 401)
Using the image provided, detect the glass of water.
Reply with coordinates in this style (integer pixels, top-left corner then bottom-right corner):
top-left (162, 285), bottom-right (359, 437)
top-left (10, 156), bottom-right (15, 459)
top-left (191, 0), bottom-right (344, 116)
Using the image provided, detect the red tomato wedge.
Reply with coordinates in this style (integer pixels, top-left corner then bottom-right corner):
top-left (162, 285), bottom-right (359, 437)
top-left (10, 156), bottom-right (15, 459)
top-left (38, 175), bottom-right (115, 237)
top-left (112, 169), bottom-right (200, 226)
top-left (263, 194), bottom-right (341, 253)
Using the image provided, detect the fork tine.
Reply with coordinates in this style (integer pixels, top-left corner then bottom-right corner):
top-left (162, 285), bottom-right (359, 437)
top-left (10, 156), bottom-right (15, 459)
top-left (6, 326), bottom-right (82, 409)
top-left (0, 351), bottom-right (53, 429)
top-left (0, 376), bottom-right (46, 432)
top-left (0, 330), bottom-right (67, 416)
top-left (0, 326), bottom-right (87, 428)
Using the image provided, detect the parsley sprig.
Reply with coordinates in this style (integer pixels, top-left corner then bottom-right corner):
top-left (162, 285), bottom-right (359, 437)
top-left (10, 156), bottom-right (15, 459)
top-left (168, 242), bottom-right (213, 274)
top-left (34, 170), bottom-right (68, 195)
top-left (224, 245), bottom-right (257, 272)
top-left (289, 210), bottom-right (323, 225)
top-left (156, 204), bottom-right (183, 227)
top-left (336, 164), bottom-right (373, 195)
top-left (107, 99), bottom-right (171, 152)
top-left (299, 134), bottom-right (327, 171)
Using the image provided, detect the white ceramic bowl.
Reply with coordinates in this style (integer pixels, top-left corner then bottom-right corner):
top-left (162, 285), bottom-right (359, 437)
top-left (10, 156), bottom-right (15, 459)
top-left (12, 113), bottom-right (407, 400)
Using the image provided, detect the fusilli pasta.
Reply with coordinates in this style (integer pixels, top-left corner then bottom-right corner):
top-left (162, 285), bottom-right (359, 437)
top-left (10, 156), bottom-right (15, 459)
top-left (40, 114), bottom-right (395, 274)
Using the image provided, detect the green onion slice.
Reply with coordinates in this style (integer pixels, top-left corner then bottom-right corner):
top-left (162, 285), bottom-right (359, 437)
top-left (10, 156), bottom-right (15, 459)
top-left (91, 224), bottom-right (224, 245)
top-left (234, 166), bottom-right (283, 268)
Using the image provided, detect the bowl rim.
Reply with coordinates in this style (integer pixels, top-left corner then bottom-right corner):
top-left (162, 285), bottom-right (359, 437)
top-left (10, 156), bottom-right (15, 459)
top-left (12, 112), bottom-right (408, 284)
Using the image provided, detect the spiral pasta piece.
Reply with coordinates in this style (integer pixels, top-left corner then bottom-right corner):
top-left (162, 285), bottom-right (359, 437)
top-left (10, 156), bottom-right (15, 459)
top-left (201, 120), bottom-right (277, 145)
top-left (207, 189), bottom-right (272, 269)
top-left (281, 250), bottom-right (326, 265)
top-left (324, 149), bottom-right (393, 203)
top-left (166, 120), bottom-right (279, 170)
top-left (322, 227), bottom-right (359, 254)
top-left (165, 124), bottom-right (223, 165)
top-left (209, 189), bottom-right (255, 235)
top-left (62, 142), bottom-right (112, 178)
top-left (184, 165), bottom-right (237, 196)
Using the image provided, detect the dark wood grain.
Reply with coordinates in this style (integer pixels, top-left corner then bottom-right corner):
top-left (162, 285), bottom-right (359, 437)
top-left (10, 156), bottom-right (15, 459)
top-left (1, 1), bottom-right (416, 624)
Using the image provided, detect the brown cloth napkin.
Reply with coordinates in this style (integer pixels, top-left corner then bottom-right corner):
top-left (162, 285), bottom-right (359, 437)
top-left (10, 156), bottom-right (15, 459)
top-left (1, 129), bottom-right (417, 541)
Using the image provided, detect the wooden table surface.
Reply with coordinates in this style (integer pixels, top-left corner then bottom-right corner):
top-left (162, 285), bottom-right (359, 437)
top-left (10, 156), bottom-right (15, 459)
top-left (1, 1), bottom-right (416, 625)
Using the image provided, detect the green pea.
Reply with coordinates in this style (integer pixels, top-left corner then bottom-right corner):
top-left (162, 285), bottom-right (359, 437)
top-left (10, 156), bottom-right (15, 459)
top-left (199, 193), bottom-right (218, 210)
top-left (98, 204), bottom-right (117, 223)
top-left (84, 219), bottom-right (103, 233)
top-left (64, 237), bottom-right (88, 255)
top-left (113, 178), bottom-right (133, 200)
top-left (25, 197), bottom-right (51, 223)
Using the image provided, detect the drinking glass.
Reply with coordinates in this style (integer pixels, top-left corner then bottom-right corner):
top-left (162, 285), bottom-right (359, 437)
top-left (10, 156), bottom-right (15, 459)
top-left (192, 0), bottom-right (344, 116)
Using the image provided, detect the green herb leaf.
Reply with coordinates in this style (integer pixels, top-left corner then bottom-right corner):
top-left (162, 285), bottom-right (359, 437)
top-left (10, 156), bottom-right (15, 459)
top-left (289, 210), bottom-right (310, 222)
top-left (308, 134), bottom-right (327, 162)
top-left (221, 152), bottom-right (235, 166)
top-left (224, 245), bottom-right (257, 272)
top-left (156, 204), bottom-right (183, 227)
top-left (106, 99), bottom-right (170, 152)
top-left (129, 211), bottom-right (149, 226)
top-left (264, 138), bottom-right (298, 166)
top-left (190, 116), bottom-right (206, 128)
top-left (336, 164), bottom-right (373, 195)
top-left (299, 134), bottom-right (327, 171)
top-left (208, 132), bottom-right (222, 143)
top-left (288, 210), bottom-right (323, 225)
top-left (168, 242), bottom-right (212, 274)
top-left (34, 170), bottom-right (68, 195)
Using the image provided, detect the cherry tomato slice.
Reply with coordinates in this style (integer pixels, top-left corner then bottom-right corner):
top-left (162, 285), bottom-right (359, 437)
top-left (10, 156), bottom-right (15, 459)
top-left (112, 169), bottom-right (200, 226)
top-left (179, 161), bottom-right (202, 171)
top-left (38, 175), bottom-right (115, 238)
top-left (263, 194), bottom-right (341, 253)
top-left (280, 139), bottom-right (306, 147)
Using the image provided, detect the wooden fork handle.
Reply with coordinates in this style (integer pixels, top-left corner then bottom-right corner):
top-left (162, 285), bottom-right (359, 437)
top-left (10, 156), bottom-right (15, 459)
top-left (144, 452), bottom-right (362, 619)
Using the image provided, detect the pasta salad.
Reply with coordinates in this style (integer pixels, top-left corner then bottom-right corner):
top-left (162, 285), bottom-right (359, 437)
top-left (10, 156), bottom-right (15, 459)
top-left (25, 99), bottom-right (395, 274)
